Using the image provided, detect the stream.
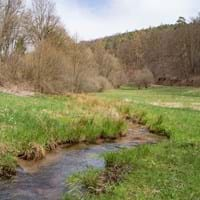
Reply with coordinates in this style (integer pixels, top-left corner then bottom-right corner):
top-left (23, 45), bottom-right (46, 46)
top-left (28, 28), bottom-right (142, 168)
top-left (0, 124), bottom-right (163, 200)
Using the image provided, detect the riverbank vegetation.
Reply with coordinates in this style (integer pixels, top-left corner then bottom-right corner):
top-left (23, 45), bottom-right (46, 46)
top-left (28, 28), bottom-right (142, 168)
top-left (65, 86), bottom-right (200, 200)
top-left (0, 0), bottom-right (125, 94)
top-left (0, 93), bottom-right (127, 178)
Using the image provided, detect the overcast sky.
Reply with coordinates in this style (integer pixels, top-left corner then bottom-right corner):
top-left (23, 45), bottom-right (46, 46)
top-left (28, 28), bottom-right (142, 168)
top-left (31, 0), bottom-right (200, 40)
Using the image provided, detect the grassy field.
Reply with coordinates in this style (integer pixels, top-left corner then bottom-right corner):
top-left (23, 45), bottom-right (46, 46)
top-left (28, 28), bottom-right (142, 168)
top-left (0, 86), bottom-right (200, 199)
top-left (66, 86), bottom-right (200, 200)
top-left (0, 93), bottom-right (126, 177)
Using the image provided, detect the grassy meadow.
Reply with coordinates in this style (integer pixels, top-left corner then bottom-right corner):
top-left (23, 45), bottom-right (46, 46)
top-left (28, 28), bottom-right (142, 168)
top-left (0, 93), bottom-right (126, 177)
top-left (0, 86), bottom-right (200, 199)
top-left (66, 86), bottom-right (200, 200)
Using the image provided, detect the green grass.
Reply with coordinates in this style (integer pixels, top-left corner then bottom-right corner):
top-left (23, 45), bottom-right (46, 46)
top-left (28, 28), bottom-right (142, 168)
top-left (66, 86), bottom-right (200, 200)
top-left (97, 86), bottom-right (200, 108)
top-left (76, 143), bottom-right (200, 200)
top-left (0, 93), bottom-right (126, 176)
top-left (1, 86), bottom-right (200, 199)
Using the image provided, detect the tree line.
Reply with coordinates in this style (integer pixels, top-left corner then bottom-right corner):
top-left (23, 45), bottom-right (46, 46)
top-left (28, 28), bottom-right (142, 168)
top-left (0, 0), bottom-right (124, 93)
top-left (89, 15), bottom-right (200, 87)
top-left (1, 0), bottom-right (200, 94)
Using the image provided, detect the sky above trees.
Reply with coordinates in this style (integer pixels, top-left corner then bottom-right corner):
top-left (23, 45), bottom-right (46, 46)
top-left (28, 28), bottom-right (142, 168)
top-left (28, 0), bottom-right (200, 40)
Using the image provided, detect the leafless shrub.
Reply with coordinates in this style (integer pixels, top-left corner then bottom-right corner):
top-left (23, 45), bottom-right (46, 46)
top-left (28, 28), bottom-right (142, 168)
top-left (26, 40), bottom-right (68, 94)
top-left (79, 76), bottom-right (113, 93)
top-left (96, 76), bottom-right (113, 92)
top-left (90, 42), bottom-right (126, 88)
top-left (189, 76), bottom-right (200, 87)
top-left (0, 61), bottom-right (5, 86)
top-left (131, 68), bottom-right (155, 89)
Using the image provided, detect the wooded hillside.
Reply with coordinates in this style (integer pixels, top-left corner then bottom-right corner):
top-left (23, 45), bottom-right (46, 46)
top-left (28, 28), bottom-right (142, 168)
top-left (0, 0), bottom-right (200, 94)
top-left (87, 15), bottom-right (200, 87)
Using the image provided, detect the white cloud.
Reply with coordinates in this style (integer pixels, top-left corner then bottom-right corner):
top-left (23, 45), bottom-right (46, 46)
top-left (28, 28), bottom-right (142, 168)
top-left (29, 0), bottom-right (200, 40)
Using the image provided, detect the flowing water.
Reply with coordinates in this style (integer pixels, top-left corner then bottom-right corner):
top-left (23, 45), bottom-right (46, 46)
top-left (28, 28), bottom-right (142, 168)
top-left (0, 124), bottom-right (164, 200)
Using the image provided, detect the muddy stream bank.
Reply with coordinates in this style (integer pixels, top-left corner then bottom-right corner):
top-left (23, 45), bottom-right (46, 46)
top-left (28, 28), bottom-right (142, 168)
top-left (0, 124), bottom-right (164, 200)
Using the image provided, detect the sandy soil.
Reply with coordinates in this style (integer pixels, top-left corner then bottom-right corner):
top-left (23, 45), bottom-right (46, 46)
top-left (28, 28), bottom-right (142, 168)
top-left (0, 85), bottom-right (35, 97)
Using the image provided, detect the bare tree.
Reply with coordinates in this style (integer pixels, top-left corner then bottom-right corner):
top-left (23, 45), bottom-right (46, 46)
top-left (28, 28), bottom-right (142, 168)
top-left (66, 35), bottom-right (96, 92)
top-left (27, 0), bottom-right (59, 45)
top-left (92, 41), bottom-right (124, 87)
top-left (0, 0), bottom-right (24, 61)
top-left (131, 68), bottom-right (155, 89)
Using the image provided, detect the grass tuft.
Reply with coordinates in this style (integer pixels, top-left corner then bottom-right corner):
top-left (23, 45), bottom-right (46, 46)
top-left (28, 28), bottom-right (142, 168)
top-left (0, 93), bottom-right (127, 177)
top-left (65, 86), bottom-right (200, 199)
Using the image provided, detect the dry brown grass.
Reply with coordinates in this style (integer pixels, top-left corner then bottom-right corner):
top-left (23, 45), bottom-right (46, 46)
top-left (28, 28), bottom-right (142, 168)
top-left (19, 143), bottom-right (46, 161)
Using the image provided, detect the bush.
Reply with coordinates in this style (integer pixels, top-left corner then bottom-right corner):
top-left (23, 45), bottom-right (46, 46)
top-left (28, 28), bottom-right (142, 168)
top-left (79, 76), bottom-right (113, 93)
top-left (190, 76), bottom-right (200, 87)
top-left (0, 56), bottom-right (22, 85)
top-left (131, 68), bottom-right (155, 89)
top-left (0, 62), bottom-right (5, 86)
top-left (26, 41), bottom-right (68, 94)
